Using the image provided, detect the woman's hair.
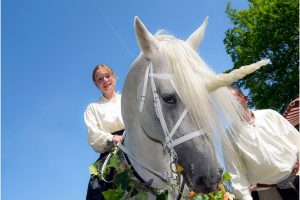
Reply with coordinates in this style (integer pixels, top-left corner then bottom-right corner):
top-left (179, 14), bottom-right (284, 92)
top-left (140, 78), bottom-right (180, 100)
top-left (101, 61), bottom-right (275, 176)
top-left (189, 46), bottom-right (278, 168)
top-left (92, 64), bottom-right (115, 82)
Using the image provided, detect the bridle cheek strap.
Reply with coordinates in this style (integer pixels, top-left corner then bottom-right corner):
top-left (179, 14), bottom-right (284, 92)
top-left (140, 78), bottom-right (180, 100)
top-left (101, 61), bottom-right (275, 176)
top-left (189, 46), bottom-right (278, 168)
top-left (138, 66), bottom-right (150, 112)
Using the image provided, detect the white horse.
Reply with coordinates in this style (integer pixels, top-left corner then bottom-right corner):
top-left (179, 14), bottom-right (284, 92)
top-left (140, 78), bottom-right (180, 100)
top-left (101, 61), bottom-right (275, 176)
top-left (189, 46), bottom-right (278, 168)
top-left (120, 16), bottom-right (269, 199)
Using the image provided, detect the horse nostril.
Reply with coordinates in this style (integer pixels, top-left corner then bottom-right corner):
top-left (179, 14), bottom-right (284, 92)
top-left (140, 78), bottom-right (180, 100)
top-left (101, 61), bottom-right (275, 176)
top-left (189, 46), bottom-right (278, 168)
top-left (196, 176), bottom-right (211, 190)
top-left (195, 177), bottom-right (214, 193)
top-left (196, 176), bottom-right (205, 186)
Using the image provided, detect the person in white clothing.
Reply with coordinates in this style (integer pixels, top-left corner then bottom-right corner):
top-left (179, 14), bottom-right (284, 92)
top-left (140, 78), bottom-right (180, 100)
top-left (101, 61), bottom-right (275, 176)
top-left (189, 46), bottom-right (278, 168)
top-left (84, 64), bottom-right (125, 200)
top-left (224, 86), bottom-right (299, 200)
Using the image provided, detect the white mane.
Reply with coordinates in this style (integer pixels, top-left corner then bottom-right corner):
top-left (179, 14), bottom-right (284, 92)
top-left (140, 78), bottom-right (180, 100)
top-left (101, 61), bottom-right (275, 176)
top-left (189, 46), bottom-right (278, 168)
top-left (155, 33), bottom-right (247, 169)
top-left (155, 33), bottom-right (246, 135)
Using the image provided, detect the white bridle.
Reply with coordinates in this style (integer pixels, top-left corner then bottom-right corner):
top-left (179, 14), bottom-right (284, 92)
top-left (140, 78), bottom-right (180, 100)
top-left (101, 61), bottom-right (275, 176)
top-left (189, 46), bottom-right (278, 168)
top-left (139, 63), bottom-right (206, 152)
top-left (117, 63), bottom-right (206, 187)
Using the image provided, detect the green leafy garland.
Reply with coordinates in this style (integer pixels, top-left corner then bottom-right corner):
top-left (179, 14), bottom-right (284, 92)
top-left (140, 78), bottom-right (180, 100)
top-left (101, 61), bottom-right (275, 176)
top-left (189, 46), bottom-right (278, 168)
top-left (188, 173), bottom-right (235, 200)
top-left (88, 147), bottom-right (235, 200)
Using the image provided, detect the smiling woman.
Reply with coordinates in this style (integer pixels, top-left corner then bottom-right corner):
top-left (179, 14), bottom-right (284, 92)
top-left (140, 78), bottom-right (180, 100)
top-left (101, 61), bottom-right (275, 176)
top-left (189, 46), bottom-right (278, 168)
top-left (84, 64), bottom-right (125, 200)
top-left (92, 64), bottom-right (116, 99)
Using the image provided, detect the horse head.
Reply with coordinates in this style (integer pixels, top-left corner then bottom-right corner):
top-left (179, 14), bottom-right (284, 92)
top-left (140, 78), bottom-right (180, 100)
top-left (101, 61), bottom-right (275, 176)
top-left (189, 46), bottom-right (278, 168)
top-left (121, 16), bottom-right (269, 197)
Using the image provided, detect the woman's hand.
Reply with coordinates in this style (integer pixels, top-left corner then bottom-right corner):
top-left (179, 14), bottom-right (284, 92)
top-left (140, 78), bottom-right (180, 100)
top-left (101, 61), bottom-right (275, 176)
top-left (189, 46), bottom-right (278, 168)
top-left (112, 135), bottom-right (123, 144)
top-left (250, 184), bottom-right (257, 192)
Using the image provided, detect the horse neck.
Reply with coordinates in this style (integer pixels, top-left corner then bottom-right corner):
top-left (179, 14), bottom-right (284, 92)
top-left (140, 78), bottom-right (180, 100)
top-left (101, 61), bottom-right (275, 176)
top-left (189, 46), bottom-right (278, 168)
top-left (124, 126), bottom-right (171, 188)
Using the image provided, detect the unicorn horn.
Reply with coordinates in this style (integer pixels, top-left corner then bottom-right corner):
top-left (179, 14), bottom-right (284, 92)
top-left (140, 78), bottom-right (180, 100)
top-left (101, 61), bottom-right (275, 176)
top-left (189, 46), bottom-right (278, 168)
top-left (206, 59), bottom-right (270, 92)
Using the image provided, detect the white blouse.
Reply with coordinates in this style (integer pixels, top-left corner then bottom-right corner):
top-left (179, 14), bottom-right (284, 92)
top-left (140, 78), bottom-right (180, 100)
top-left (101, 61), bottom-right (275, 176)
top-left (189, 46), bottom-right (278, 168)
top-left (84, 93), bottom-right (124, 153)
top-left (225, 109), bottom-right (300, 200)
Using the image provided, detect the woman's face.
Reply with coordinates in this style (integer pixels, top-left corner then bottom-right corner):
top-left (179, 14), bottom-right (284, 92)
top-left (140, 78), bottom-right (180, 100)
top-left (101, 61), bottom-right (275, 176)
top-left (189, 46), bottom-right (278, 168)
top-left (94, 67), bottom-right (116, 96)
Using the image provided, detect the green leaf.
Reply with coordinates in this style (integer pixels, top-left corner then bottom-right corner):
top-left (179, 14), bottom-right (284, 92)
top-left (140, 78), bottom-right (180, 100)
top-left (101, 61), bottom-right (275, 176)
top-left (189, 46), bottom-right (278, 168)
top-left (132, 191), bottom-right (148, 200)
top-left (113, 171), bottom-right (131, 191)
top-left (202, 194), bottom-right (209, 200)
top-left (222, 172), bottom-right (232, 182)
top-left (156, 190), bottom-right (168, 200)
top-left (106, 155), bottom-right (121, 169)
top-left (88, 161), bottom-right (99, 176)
top-left (192, 194), bottom-right (203, 200)
top-left (215, 190), bottom-right (224, 200)
top-left (102, 188), bottom-right (125, 200)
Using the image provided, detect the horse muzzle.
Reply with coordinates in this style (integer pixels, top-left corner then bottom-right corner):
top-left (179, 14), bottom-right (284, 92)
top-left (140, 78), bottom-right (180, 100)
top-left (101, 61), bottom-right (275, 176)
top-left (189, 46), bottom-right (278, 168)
top-left (184, 167), bottom-right (223, 194)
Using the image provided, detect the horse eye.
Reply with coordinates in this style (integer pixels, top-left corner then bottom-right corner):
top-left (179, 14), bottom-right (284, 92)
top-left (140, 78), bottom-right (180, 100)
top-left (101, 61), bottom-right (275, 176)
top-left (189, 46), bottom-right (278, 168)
top-left (162, 94), bottom-right (177, 104)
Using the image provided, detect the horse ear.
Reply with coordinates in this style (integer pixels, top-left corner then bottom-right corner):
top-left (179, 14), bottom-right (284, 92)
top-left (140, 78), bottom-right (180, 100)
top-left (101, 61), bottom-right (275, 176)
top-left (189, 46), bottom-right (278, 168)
top-left (134, 16), bottom-right (160, 58)
top-left (186, 17), bottom-right (209, 50)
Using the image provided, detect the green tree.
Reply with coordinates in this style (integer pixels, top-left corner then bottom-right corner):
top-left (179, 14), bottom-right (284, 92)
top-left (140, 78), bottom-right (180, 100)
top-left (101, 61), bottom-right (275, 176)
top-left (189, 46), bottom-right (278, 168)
top-left (224, 0), bottom-right (299, 113)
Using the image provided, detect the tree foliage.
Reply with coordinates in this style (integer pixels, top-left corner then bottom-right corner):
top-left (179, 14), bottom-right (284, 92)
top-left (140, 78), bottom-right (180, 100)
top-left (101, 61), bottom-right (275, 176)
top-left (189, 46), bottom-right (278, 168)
top-left (224, 0), bottom-right (299, 113)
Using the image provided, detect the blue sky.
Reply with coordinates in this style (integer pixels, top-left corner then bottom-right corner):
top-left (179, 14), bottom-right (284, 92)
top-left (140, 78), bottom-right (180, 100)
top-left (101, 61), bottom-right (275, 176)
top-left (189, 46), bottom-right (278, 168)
top-left (2, 0), bottom-right (249, 199)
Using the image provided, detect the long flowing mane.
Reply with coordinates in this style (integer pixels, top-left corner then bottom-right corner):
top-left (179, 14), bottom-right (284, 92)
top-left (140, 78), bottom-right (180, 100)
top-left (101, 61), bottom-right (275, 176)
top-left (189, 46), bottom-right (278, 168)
top-left (155, 33), bottom-right (246, 139)
top-left (153, 32), bottom-right (249, 173)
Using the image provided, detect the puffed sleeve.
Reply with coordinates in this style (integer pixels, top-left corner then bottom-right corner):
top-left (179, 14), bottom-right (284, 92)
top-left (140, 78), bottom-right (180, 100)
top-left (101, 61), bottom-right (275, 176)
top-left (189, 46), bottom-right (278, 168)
top-left (223, 135), bottom-right (253, 200)
top-left (84, 105), bottom-right (114, 153)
